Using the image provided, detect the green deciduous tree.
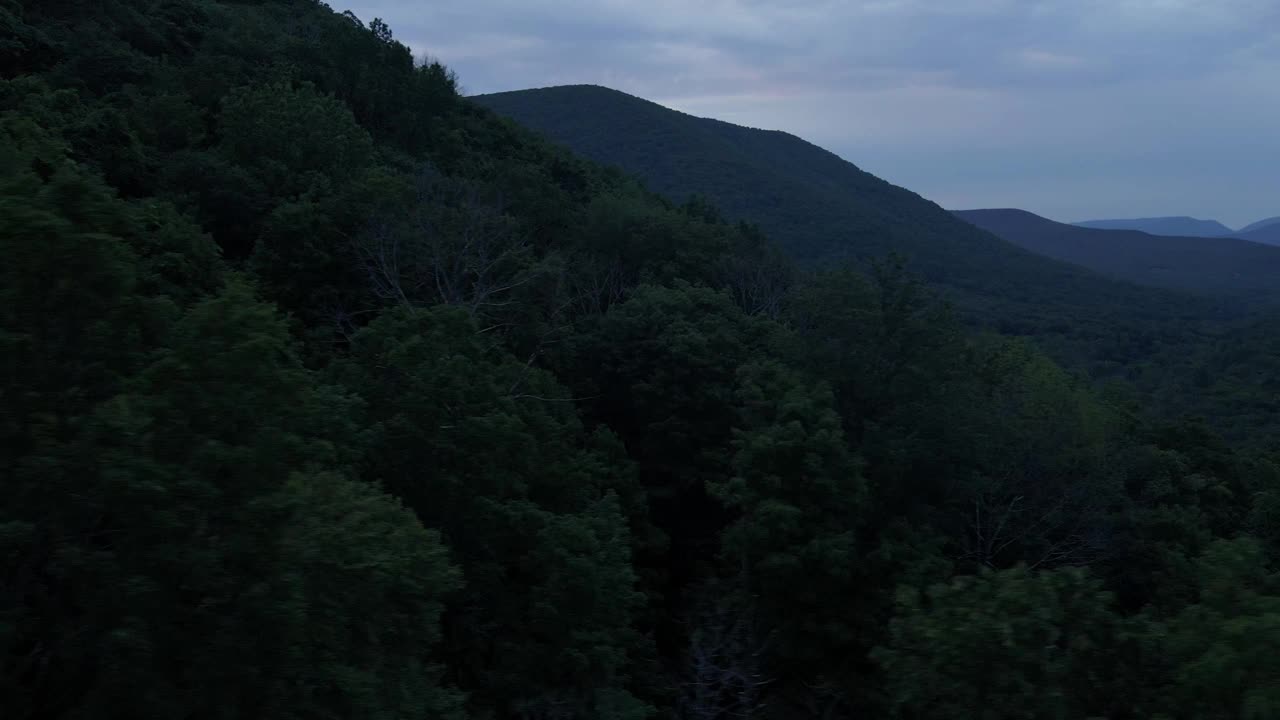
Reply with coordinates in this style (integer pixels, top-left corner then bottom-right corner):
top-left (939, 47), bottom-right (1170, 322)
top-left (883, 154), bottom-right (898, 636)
top-left (875, 566), bottom-right (1120, 720)
top-left (2, 270), bottom-right (463, 718)
top-left (1151, 538), bottom-right (1280, 720)
top-left (218, 80), bottom-right (373, 202)
top-left (711, 360), bottom-right (866, 715)
top-left (8, 2), bottom-right (1280, 718)
top-left (334, 305), bottom-right (649, 719)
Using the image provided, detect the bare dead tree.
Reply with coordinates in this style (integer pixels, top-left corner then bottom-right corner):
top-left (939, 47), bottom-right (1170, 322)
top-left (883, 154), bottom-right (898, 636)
top-left (676, 583), bottom-right (774, 720)
top-left (712, 226), bottom-right (795, 320)
top-left (318, 300), bottom-right (379, 345)
top-left (962, 456), bottom-right (1112, 570)
top-left (565, 252), bottom-right (629, 317)
top-left (414, 168), bottom-right (532, 315)
top-left (353, 165), bottom-right (537, 318)
top-left (354, 218), bottom-right (414, 309)
top-left (716, 252), bottom-right (793, 320)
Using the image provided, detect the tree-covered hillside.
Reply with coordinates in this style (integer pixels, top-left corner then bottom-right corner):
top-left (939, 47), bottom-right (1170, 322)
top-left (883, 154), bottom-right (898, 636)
top-left (475, 84), bottom-right (1280, 440)
top-left (4, 2), bottom-right (1280, 720)
top-left (475, 85), bottom-right (1248, 370)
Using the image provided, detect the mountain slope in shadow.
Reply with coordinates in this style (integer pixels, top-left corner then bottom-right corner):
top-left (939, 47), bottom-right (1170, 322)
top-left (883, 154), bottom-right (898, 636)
top-left (956, 208), bottom-right (1280, 302)
top-left (476, 85), bottom-right (1234, 356)
top-left (1235, 222), bottom-right (1280, 247)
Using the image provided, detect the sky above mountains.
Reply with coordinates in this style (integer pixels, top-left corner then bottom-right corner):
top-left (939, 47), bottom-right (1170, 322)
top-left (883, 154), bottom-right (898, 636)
top-left (347, 0), bottom-right (1279, 227)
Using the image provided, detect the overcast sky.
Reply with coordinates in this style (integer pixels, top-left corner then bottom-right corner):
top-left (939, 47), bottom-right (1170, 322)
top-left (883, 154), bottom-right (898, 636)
top-left (345, 0), bottom-right (1279, 228)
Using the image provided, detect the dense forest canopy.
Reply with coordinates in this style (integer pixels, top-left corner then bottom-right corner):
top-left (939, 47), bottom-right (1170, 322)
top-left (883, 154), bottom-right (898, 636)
top-left (2, 1), bottom-right (1279, 719)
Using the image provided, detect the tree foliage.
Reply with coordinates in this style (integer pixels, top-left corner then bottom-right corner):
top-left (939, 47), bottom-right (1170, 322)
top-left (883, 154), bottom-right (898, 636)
top-left (3, 1), bottom-right (1278, 719)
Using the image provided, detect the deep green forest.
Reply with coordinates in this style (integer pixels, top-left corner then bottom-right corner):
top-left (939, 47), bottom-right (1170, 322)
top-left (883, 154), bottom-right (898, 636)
top-left (2, 1), bottom-right (1279, 719)
top-left (478, 85), bottom-right (1280, 444)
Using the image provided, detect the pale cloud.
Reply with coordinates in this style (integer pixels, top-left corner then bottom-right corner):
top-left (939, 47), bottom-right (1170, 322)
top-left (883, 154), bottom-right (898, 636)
top-left (341, 0), bottom-right (1280, 227)
top-left (1015, 50), bottom-right (1092, 71)
top-left (415, 32), bottom-right (544, 62)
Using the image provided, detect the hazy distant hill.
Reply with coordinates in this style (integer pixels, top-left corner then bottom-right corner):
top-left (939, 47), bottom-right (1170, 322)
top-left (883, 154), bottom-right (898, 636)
top-left (955, 209), bottom-right (1280, 302)
top-left (1074, 216), bottom-right (1234, 237)
top-left (1238, 216), bottom-right (1280, 234)
top-left (1235, 221), bottom-right (1280, 247)
top-left (476, 85), bottom-right (1227, 359)
top-left (1072, 214), bottom-right (1280, 247)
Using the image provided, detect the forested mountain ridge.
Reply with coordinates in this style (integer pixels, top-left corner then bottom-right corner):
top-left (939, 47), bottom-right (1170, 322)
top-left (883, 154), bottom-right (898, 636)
top-left (474, 83), bottom-right (1280, 439)
top-left (473, 86), bottom-right (1106, 272)
top-left (954, 207), bottom-right (1280, 302)
top-left (4, 1), bottom-right (1280, 719)
top-left (1071, 214), bottom-right (1280, 247)
top-left (475, 85), bottom-right (1242, 372)
top-left (952, 210), bottom-right (1280, 436)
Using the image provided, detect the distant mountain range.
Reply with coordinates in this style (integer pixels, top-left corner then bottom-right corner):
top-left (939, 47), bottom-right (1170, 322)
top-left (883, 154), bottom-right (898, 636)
top-left (956, 209), bottom-right (1280, 302)
top-left (1074, 216), bottom-right (1234, 237)
top-left (1236, 220), bottom-right (1280, 247)
top-left (476, 85), bottom-right (1233, 360)
top-left (1239, 216), bottom-right (1280, 234)
top-left (481, 87), bottom-right (1228, 308)
top-left (1073, 215), bottom-right (1280, 246)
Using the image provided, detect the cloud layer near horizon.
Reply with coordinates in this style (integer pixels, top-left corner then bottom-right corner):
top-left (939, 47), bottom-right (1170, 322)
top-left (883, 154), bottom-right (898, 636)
top-left (344, 0), bottom-right (1280, 227)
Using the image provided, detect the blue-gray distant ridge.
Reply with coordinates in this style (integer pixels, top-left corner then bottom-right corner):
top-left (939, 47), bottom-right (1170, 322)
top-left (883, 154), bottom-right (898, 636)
top-left (1073, 216), bottom-right (1233, 237)
top-left (1072, 215), bottom-right (1280, 246)
top-left (1238, 216), bottom-right (1280, 234)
